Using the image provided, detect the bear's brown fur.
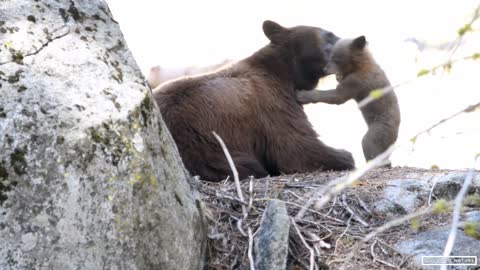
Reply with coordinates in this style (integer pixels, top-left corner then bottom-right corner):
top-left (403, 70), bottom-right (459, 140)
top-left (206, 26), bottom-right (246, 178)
top-left (297, 36), bottom-right (401, 162)
top-left (153, 20), bottom-right (355, 181)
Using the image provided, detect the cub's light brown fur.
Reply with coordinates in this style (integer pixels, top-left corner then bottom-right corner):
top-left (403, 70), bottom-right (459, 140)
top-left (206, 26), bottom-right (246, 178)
top-left (297, 36), bottom-right (400, 162)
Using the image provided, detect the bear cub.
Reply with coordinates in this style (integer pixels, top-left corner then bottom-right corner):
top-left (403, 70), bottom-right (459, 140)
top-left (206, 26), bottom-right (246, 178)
top-left (297, 36), bottom-right (401, 162)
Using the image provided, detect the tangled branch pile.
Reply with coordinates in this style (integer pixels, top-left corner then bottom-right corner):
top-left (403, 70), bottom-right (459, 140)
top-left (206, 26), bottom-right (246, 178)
top-left (194, 167), bottom-right (473, 270)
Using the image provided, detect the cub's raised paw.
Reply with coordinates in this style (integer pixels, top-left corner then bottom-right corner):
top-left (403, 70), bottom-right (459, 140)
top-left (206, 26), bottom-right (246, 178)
top-left (296, 90), bottom-right (317, 105)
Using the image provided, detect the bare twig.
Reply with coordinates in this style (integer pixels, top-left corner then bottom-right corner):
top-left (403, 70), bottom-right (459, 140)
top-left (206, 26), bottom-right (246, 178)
top-left (264, 178), bottom-right (269, 197)
top-left (324, 195), bottom-right (338, 216)
top-left (212, 131), bottom-right (247, 217)
top-left (355, 195), bottom-right (373, 215)
top-left (364, 206), bottom-right (435, 244)
top-left (212, 131), bottom-right (255, 269)
top-left (291, 218), bottom-right (317, 270)
top-left (248, 227), bottom-right (256, 270)
top-left (370, 240), bottom-right (397, 268)
top-left (334, 216), bottom-right (352, 256)
top-left (446, 2), bottom-right (480, 58)
top-left (248, 177), bottom-right (254, 212)
top-left (441, 157), bottom-right (479, 270)
top-left (410, 101), bottom-right (480, 143)
top-left (428, 175), bottom-right (442, 206)
top-left (341, 194), bottom-right (370, 227)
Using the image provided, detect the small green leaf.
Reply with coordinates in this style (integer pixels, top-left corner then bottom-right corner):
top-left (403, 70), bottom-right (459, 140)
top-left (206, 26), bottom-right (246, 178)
top-left (472, 53), bottom-right (480, 60)
top-left (411, 218), bottom-right (420, 232)
top-left (369, 89), bottom-right (384, 99)
top-left (108, 195), bottom-right (113, 201)
top-left (3, 41), bottom-right (13, 49)
top-left (417, 69), bottom-right (430, 77)
top-left (430, 164), bottom-right (440, 170)
top-left (464, 222), bottom-right (480, 238)
top-left (410, 136), bottom-right (418, 144)
top-left (434, 199), bottom-right (448, 214)
top-left (465, 194), bottom-right (480, 206)
top-left (458, 23), bottom-right (473, 36)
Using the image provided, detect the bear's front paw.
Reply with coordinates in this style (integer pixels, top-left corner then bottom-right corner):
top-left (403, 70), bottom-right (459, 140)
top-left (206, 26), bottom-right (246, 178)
top-left (296, 90), bottom-right (315, 105)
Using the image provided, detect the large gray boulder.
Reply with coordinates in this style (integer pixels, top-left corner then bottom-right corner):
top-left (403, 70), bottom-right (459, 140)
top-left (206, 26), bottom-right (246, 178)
top-left (0, 1), bottom-right (205, 269)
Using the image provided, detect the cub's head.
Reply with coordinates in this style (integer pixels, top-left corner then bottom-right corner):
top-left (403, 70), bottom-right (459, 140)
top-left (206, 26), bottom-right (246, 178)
top-left (325, 35), bottom-right (368, 77)
top-left (262, 20), bottom-right (340, 90)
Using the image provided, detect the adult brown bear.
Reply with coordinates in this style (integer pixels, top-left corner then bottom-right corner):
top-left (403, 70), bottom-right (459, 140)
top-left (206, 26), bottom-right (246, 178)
top-left (153, 20), bottom-right (355, 181)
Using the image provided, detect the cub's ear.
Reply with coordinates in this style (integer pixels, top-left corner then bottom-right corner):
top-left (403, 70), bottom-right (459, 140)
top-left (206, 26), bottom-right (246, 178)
top-left (351, 35), bottom-right (367, 50)
top-left (263, 20), bottom-right (287, 44)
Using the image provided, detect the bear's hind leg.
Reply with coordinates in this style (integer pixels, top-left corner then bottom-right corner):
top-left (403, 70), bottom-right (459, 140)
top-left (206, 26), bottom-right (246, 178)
top-left (232, 152), bottom-right (269, 180)
top-left (362, 123), bottom-right (394, 165)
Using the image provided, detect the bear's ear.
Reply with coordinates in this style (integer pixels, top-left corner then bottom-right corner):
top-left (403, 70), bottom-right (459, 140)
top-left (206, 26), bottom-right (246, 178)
top-left (351, 35), bottom-right (367, 50)
top-left (263, 20), bottom-right (287, 44)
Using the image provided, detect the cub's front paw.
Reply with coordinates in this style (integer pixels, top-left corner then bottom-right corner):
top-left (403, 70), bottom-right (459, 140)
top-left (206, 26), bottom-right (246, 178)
top-left (296, 90), bottom-right (316, 104)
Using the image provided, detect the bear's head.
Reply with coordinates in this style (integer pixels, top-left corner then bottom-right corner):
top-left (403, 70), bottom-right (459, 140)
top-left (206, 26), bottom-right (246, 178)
top-left (262, 20), bottom-right (340, 90)
top-left (325, 35), bottom-right (368, 78)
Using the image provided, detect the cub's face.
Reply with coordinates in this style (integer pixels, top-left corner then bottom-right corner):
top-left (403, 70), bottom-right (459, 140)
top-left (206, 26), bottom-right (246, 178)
top-left (325, 35), bottom-right (367, 77)
top-left (263, 20), bottom-right (340, 90)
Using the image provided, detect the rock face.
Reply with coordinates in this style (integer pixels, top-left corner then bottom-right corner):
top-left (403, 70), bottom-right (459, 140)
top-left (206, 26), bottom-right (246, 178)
top-left (432, 172), bottom-right (480, 201)
top-left (0, 1), bottom-right (205, 270)
top-left (254, 199), bottom-right (290, 270)
top-left (373, 178), bottom-right (430, 215)
top-left (373, 171), bottom-right (480, 216)
top-left (396, 214), bottom-right (480, 270)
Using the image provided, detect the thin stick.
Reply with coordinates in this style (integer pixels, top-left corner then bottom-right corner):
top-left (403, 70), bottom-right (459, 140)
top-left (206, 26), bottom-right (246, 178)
top-left (248, 177), bottom-right (254, 213)
top-left (428, 175), bottom-right (442, 206)
top-left (212, 131), bottom-right (246, 215)
top-left (370, 240), bottom-right (397, 268)
top-left (341, 194), bottom-right (370, 227)
top-left (291, 218), bottom-right (316, 270)
top-left (248, 227), bottom-right (256, 270)
top-left (441, 158), bottom-right (479, 270)
top-left (410, 101), bottom-right (480, 142)
top-left (355, 195), bottom-right (372, 215)
top-left (333, 216), bottom-right (352, 256)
